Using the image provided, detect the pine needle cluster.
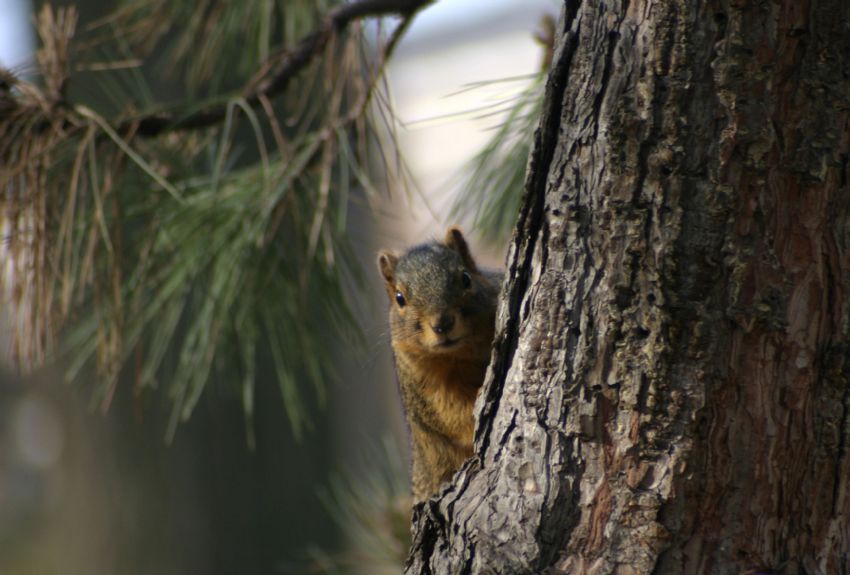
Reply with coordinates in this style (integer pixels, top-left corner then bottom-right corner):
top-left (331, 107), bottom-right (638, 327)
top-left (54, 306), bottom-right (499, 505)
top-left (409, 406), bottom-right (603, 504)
top-left (0, 0), bottom-right (429, 439)
top-left (452, 12), bottom-right (553, 245)
top-left (451, 73), bottom-right (544, 246)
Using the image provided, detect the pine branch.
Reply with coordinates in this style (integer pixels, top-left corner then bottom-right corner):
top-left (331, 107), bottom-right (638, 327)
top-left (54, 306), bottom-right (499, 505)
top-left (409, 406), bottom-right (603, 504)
top-left (0, 0), bottom-right (426, 437)
top-left (124, 0), bottom-right (433, 136)
top-left (0, 0), bottom-right (431, 138)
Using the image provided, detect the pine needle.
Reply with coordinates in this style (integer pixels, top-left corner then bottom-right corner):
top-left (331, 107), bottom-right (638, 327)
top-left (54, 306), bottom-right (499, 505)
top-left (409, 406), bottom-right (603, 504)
top-left (1, 0), bottom-right (428, 440)
top-left (452, 73), bottom-right (545, 245)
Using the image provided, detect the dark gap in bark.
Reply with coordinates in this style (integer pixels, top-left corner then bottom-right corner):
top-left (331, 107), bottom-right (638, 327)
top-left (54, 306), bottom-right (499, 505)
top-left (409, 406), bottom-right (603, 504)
top-left (591, 29), bottom-right (620, 141)
top-left (832, 363), bottom-right (850, 515)
top-left (406, 501), bottom-right (444, 574)
top-left (538, 442), bottom-right (584, 572)
top-left (494, 410), bottom-right (518, 462)
top-left (637, 372), bottom-right (650, 413)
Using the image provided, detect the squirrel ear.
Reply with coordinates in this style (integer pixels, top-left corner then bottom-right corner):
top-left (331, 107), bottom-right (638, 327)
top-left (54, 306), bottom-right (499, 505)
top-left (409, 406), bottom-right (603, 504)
top-left (377, 251), bottom-right (398, 285)
top-left (444, 226), bottom-right (478, 273)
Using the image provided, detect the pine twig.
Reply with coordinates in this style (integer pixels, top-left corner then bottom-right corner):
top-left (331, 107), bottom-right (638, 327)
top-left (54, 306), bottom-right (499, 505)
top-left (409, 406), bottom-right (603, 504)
top-left (124, 0), bottom-right (434, 136)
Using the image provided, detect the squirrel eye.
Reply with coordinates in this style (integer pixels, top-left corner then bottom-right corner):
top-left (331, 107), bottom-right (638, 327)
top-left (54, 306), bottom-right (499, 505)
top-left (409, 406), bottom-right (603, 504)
top-left (395, 291), bottom-right (406, 307)
top-left (461, 271), bottom-right (472, 289)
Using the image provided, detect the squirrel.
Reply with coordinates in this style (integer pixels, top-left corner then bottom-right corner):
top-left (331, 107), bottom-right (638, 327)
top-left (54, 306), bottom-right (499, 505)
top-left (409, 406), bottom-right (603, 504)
top-left (377, 227), bottom-right (501, 502)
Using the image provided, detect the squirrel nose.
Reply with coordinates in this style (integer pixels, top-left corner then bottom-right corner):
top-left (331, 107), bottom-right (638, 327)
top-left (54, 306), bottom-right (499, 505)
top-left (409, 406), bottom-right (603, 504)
top-left (431, 314), bottom-right (455, 335)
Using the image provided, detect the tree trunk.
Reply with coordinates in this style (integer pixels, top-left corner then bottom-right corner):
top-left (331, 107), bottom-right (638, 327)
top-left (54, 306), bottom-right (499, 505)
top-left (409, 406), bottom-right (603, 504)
top-left (406, 0), bottom-right (850, 573)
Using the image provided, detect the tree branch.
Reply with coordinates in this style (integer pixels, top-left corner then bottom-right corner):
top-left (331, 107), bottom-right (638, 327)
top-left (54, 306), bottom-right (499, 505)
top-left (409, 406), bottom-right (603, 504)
top-left (118, 0), bottom-right (433, 136)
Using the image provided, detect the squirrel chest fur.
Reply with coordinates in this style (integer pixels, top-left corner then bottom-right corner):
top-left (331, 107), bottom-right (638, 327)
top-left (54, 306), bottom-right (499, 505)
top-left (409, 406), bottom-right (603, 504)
top-left (378, 227), bottom-right (501, 502)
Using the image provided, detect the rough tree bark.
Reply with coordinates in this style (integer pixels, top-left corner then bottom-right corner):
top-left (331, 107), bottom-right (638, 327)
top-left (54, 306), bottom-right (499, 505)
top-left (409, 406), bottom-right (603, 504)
top-left (406, 0), bottom-right (850, 573)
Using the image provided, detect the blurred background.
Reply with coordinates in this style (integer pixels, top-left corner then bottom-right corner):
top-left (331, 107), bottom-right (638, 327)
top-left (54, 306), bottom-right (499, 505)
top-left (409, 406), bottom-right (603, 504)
top-left (0, 0), bottom-right (555, 572)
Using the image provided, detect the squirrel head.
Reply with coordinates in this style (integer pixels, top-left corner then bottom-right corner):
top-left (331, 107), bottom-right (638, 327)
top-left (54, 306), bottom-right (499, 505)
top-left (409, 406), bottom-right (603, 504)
top-left (377, 227), bottom-right (494, 359)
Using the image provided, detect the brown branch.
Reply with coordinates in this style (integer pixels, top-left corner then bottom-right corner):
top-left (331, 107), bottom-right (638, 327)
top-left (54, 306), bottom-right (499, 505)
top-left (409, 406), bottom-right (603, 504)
top-left (125, 0), bottom-right (434, 137)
